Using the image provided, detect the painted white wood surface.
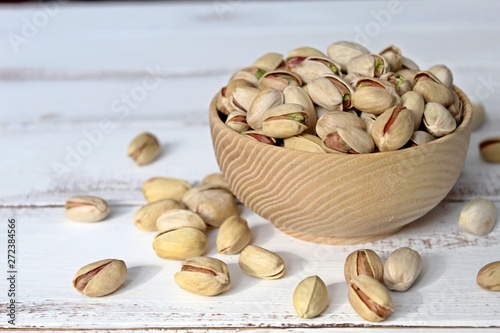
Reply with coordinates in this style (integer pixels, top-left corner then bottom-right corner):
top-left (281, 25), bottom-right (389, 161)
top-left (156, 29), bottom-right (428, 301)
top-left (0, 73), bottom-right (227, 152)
top-left (0, 0), bottom-right (499, 331)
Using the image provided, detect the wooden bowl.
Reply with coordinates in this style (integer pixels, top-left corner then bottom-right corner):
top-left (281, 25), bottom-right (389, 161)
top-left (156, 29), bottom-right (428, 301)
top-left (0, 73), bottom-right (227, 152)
top-left (209, 87), bottom-right (472, 244)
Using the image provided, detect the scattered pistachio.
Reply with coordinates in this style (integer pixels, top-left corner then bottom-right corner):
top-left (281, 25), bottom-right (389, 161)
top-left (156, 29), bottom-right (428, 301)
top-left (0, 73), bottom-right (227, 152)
top-left (479, 137), bottom-right (500, 163)
top-left (459, 198), bottom-right (497, 236)
top-left (344, 249), bottom-right (383, 283)
top-left (348, 275), bottom-right (394, 322)
top-left (72, 259), bottom-right (127, 297)
top-left (293, 275), bottom-right (328, 319)
top-left (153, 227), bottom-right (207, 260)
top-left (238, 245), bottom-right (285, 279)
top-left (216, 215), bottom-right (252, 254)
top-left (134, 199), bottom-right (186, 231)
top-left (383, 247), bottom-right (422, 291)
top-left (127, 132), bottom-right (160, 166)
top-left (477, 261), bottom-right (500, 291)
top-left (142, 177), bottom-right (191, 203)
top-left (174, 256), bottom-right (231, 296)
top-left (65, 195), bottom-right (109, 222)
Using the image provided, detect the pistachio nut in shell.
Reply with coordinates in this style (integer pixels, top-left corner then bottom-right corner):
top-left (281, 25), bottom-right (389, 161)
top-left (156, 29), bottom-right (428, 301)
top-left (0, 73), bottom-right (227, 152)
top-left (261, 103), bottom-right (308, 139)
top-left (229, 86), bottom-right (260, 113)
top-left (252, 52), bottom-right (285, 71)
top-left (428, 64), bottom-right (454, 89)
top-left (344, 249), bottom-right (383, 283)
top-left (459, 198), bottom-right (497, 236)
top-left (383, 247), bottom-right (422, 291)
top-left (72, 259), bottom-right (127, 297)
top-left (291, 57), bottom-right (340, 84)
top-left (174, 256), bottom-right (230, 296)
top-left (247, 88), bottom-right (284, 130)
top-left (153, 227), bottom-right (208, 260)
top-left (216, 215), bottom-right (252, 254)
top-left (410, 131), bottom-right (436, 146)
top-left (202, 173), bottom-right (231, 191)
top-left (257, 70), bottom-right (302, 92)
top-left (238, 245), bottom-right (285, 279)
top-left (226, 110), bottom-right (250, 133)
top-left (346, 53), bottom-right (388, 78)
top-left (142, 177), bottom-right (191, 203)
top-left (283, 133), bottom-right (326, 153)
top-left (413, 71), bottom-right (454, 106)
top-left (293, 275), bottom-right (328, 319)
top-left (401, 91), bottom-right (425, 130)
top-left (283, 85), bottom-right (317, 134)
top-left (65, 195), bottom-right (110, 222)
top-left (348, 275), bottom-right (394, 322)
top-left (316, 111), bottom-right (365, 139)
top-left (134, 199), bottom-right (186, 231)
top-left (423, 102), bottom-right (456, 137)
top-left (380, 72), bottom-right (412, 96)
top-left (477, 261), bottom-right (500, 291)
top-left (285, 46), bottom-right (326, 68)
top-left (360, 112), bottom-right (377, 135)
top-left (306, 76), bottom-right (343, 111)
top-left (371, 105), bottom-right (415, 152)
top-left (402, 56), bottom-right (420, 70)
top-left (379, 45), bottom-right (403, 72)
top-left (181, 184), bottom-right (239, 227)
top-left (128, 132), bottom-right (161, 166)
top-left (479, 137), bottom-right (500, 163)
top-left (229, 66), bottom-right (267, 86)
top-left (242, 130), bottom-right (277, 145)
top-left (323, 74), bottom-right (355, 110)
top-left (351, 85), bottom-right (400, 115)
top-left (327, 41), bottom-right (370, 72)
top-left (396, 69), bottom-right (418, 83)
top-left (156, 209), bottom-right (207, 233)
top-left (322, 126), bottom-right (374, 154)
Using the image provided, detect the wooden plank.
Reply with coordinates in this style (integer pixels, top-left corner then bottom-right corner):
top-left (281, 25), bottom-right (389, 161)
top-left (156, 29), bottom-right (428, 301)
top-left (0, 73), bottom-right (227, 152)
top-left (0, 203), bottom-right (498, 330)
top-left (1, 1), bottom-right (500, 73)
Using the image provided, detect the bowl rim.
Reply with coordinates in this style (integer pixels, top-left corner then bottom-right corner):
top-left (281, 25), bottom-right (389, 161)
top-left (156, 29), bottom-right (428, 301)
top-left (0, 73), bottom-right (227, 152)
top-left (209, 86), bottom-right (472, 159)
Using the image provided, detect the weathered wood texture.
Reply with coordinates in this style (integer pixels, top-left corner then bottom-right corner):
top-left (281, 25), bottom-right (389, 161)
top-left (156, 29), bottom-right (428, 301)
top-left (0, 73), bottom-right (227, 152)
top-left (0, 0), bottom-right (499, 331)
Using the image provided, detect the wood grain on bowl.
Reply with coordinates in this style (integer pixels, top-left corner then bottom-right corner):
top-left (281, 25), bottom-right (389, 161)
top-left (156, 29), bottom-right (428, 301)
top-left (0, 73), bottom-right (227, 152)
top-left (209, 88), bottom-right (472, 244)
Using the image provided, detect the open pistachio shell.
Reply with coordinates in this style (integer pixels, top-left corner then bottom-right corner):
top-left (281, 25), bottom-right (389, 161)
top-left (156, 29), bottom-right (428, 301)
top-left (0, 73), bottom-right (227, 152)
top-left (247, 88), bottom-right (284, 130)
top-left (428, 64), bottom-right (454, 89)
top-left (316, 111), bottom-right (365, 139)
top-left (156, 209), bottom-right (207, 233)
top-left (379, 45), bottom-right (403, 72)
top-left (174, 256), bottom-right (230, 296)
top-left (242, 130), bottom-right (277, 145)
top-left (347, 54), bottom-right (388, 78)
top-left (226, 110), bottom-right (250, 133)
top-left (285, 46), bottom-right (326, 68)
top-left (423, 102), bottom-right (457, 137)
top-left (401, 91), bottom-right (425, 130)
top-left (238, 245), bottom-right (285, 279)
top-left (153, 227), bottom-right (208, 260)
top-left (344, 249), bottom-right (384, 283)
top-left (283, 86), bottom-right (317, 134)
top-left (327, 41), bottom-right (370, 72)
top-left (229, 86), bottom-right (260, 113)
top-left (258, 70), bottom-right (302, 92)
top-left (306, 77), bottom-right (343, 111)
top-left (252, 52), bottom-right (285, 71)
top-left (322, 126), bottom-right (374, 154)
top-left (413, 71), bottom-right (454, 106)
top-left (216, 215), bottom-right (252, 254)
top-left (283, 133), bottom-right (326, 153)
top-left (371, 106), bottom-right (415, 151)
top-left (262, 103), bottom-right (308, 139)
top-left (348, 275), bottom-right (394, 322)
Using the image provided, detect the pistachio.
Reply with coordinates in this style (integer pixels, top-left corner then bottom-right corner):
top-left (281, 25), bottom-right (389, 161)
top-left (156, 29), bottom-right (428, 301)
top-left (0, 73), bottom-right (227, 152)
top-left (371, 106), bottom-right (415, 151)
top-left (327, 41), bottom-right (370, 72)
top-left (410, 131), bottom-right (436, 146)
top-left (156, 209), bottom-right (207, 233)
top-left (174, 256), bottom-right (231, 296)
top-left (351, 85), bottom-right (400, 115)
top-left (348, 275), bottom-right (394, 322)
top-left (402, 56), bottom-right (419, 70)
top-left (142, 177), bottom-right (191, 203)
top-left (423, 102), bottom-right (457, 137)
top-left (202, 173), bottom-right (231, 191)
top-left (229, 66), bottom-right (267, 86)
top-left (383, 247), bottom-right (422, 291)
top-left (379, 45), bottom-right (403, 72)
top-left (413, 71), bottom-right (454, 106)
top-left (344, 249), bottom-right (383, 283)
top-left (247, 88), bottom-right (284, 130)
top-left (216, 215), bottom-right (252, 254)
top-left (316, 111), bottom-right (366, 140)
top-left (238, 245), bottom-right (285, 279)
top-left (283, 86), bottom-right (317, 134)
top-left (72, 259), bottom-right (127, 297)
top-left (258, 70), bottom-right (302, 92)
top-left (229, 86), bottom-right (260, 113)
top-left (322, 126), bottom-right (374, 154)
top-left (252, 52), bottom-right (285, 71)
top-left (477, 261), bottom-right (500, 291)
top-left (226, 110), bottom-right (250, 133)
top-left (242, 130), bottom-right (277, 145)
top-left (306, 77), bottom-right (343, 111)
top-left (401, 91), bottom-right (425, 130)
top-left (459, 198), bottom-right (497, 236)
top-left (428, 64), bottom-right (454, 89)
top-left (65, 195), bottom-right (110, 222)
top-left (323, 74), bottom-right (355, 110)
top-left (479, 137), bottom-right (500, 163)
top-left (347, 53), bottom-right (388, 77)
top-left (471, 103), bottom-right (486, 131)
top-left (286, 46), bottom-right (326, 68)
top-left (293, 275), bottom-right (328, 319)
top-left (261, 103), bottom-right (308, 139)
top-left (127, 132), bottom-right (161, 166)
top-left (153, 227), bottom-right (207, 260)
top-left (381, 72), bottom-right (412, 96)
top-left (181, 184), bottom-right (239, 227)
top-left (134, 199), bottom-right (186, 231)
top-left (291, 57), bottom-right (341, 84)
top-left (360, 112), bottom-right (377, 135)
top-left (283, 133), bottom-right (326, 153)
top-left (396, 68), bottom-right (418, 83)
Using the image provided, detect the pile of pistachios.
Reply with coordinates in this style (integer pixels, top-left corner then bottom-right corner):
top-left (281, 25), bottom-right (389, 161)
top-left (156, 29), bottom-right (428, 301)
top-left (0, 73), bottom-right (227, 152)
top-left (217, 41), bottom-right (464, 153)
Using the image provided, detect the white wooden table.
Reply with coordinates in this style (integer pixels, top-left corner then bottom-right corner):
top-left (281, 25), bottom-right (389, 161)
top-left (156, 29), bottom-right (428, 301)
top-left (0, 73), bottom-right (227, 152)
top-left (1, 1), bottom-right (499, 332)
